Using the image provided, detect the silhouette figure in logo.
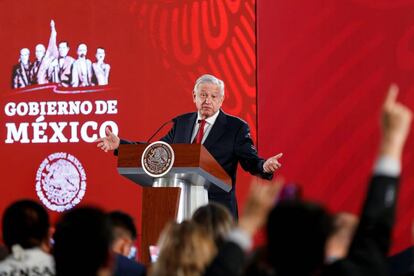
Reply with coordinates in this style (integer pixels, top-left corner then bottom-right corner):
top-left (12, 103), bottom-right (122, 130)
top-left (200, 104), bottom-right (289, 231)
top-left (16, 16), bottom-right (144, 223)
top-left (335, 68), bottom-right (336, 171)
top-left (92, 47), bottom-right (110, 85)
top-left (71, 43), bottom-right (93, 87)
top-left (11, 48), bottom-right (31, 88)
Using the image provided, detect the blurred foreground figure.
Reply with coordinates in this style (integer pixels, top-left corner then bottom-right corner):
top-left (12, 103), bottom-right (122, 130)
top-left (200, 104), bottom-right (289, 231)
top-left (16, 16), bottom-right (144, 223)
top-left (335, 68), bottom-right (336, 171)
top-left (266, 85), bottom-right (412, 276)
top-left (151, 221), bottom-right (217, 276)
top-left (325, 212), bottom-right (359, 263)
top-left (192, 202), bottom-right (235, 247)
top-left (53, 207), bottom-right (113, 276)
top-left (0, 199), bottom-right (54, 275)
top-left (109, 211), bottom-right (146, 276)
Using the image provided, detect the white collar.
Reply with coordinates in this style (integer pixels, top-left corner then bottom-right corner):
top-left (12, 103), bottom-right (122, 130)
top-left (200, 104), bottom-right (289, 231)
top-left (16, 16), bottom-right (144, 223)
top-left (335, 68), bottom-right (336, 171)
top-left (197, 110), bottom-right (220, 125)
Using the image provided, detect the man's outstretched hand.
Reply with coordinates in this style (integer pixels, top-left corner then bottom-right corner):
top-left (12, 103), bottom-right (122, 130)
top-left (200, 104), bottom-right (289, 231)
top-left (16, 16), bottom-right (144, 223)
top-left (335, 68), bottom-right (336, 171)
top-left (263, 153), bottom-right (283, 173)
top-left (95, 127), bottom-right (120, 152)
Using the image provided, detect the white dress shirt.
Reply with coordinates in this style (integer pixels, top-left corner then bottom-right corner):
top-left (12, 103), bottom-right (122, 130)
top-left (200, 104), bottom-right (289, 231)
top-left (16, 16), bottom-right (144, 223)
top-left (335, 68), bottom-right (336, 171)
top-left (191, 110), bottom-right (220, 144)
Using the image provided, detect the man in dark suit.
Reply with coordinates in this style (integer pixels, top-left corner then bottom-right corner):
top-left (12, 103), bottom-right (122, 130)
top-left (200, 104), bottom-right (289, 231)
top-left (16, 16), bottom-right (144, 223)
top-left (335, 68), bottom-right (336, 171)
top-left (96, 74), bottom-right (283, 217)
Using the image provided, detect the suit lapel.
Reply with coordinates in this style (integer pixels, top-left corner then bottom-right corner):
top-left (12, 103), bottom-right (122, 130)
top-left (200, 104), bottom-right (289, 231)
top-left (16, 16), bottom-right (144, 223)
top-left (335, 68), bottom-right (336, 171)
top-left (183, 112), bottom-right (197, 143)
top-left (203, 110), bottom-right (227, 149)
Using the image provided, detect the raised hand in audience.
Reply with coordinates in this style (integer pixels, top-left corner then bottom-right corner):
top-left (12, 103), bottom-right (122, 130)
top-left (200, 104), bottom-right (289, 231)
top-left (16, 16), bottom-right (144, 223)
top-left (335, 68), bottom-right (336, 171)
top-left (380, 84), bottom-right (412, 161)
top-left (238, 178), bottom-right (283, 237)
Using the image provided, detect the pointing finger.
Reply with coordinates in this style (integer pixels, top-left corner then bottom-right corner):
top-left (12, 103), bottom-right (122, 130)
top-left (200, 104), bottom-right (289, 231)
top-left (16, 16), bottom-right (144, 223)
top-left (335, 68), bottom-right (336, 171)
top-left (273, 153), bottom-right (283, 160)
top-left (385, 84), bottom-right (399, 107)
top-left (105, 127), bottom-right (113, 136)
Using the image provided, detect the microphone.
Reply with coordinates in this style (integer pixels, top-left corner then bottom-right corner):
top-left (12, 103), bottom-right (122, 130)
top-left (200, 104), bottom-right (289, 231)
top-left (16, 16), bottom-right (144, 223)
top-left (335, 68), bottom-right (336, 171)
top-left (146, 119), bottom-right (174, 143)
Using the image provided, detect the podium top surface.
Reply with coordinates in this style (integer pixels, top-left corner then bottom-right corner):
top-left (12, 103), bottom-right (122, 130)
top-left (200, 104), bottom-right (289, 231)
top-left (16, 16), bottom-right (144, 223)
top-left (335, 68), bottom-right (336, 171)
top-left (117, 143), bottom-right (232, 192)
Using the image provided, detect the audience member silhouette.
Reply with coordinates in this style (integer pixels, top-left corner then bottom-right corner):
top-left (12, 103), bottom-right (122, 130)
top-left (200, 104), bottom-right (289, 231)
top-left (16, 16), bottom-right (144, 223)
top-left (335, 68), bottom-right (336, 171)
top-left (265, 85), bottom-right (412, 276)
top-left (192, 202), bottom-right (235, 247)
top-left (53, 206), bottom-right (113, 276)
top-left (151, 221), bottom-right (217, 276)
top-left (109, 211), bottom-right (146, 276)
top-left (0, 199), bottom-right (54, 275)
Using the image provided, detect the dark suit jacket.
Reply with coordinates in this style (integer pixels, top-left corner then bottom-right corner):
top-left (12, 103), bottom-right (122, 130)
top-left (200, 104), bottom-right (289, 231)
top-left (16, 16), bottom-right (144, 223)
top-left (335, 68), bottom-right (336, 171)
top-left (322, 174), bottom-right (400, 276)
top-left (113, 254), bottom-right (146, 276)
top-left (159, 110), bottom-right (272, 217)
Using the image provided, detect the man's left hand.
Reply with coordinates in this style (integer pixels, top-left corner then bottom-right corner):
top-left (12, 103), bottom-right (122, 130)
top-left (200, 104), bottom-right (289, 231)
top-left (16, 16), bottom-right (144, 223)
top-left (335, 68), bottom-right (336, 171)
top-left (263, 153), bottom-right (283, 173)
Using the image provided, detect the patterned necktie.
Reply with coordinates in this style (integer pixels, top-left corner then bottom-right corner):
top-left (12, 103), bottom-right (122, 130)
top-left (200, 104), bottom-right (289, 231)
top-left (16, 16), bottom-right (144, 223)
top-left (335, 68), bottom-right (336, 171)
top-left (194, 119), bottom-right (206, 144)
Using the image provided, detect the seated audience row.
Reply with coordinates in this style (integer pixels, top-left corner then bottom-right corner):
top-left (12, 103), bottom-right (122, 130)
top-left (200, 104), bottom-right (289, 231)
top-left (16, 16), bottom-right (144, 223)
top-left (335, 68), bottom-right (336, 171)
top-left (0, 202), bottom-right (145, 276)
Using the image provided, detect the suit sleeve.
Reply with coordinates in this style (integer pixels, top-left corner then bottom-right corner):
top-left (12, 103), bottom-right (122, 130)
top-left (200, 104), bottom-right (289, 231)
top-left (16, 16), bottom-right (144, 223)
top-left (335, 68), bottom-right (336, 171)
top-left (324, 175), bottom-right (399, 276)
top-left (113, 139), bottom-right (145, 156)
top-left (114, 119), bottom-right (176, 156)
top-left (160, 119), bottom-right (177, 144)
top-left (234, 122), bottom-right (273, 180)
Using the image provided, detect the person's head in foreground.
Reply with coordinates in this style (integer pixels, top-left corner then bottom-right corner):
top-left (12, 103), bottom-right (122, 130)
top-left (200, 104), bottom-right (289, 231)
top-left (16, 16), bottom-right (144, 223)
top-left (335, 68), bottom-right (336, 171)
top-left (192, 202), bottom-right (235, 246)
top-left (151, 220), bottom-right (217, 276)
top-left (2, 199), bottom-right (50, 252)
top-left (109, 210), bottom-right (137, 258)
top-left (53, 206), bottom-right (114, 276)
top-left (267, 200), bottom-right (333, 275)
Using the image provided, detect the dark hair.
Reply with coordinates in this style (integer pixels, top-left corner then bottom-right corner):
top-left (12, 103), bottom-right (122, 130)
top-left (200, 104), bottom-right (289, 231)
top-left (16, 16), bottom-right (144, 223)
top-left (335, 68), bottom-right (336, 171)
top-left (109, 211), bottom-right (137, 240)
top-left (53, 206), bottom-right (113, 276)
top-left (267, 201), bottom-right (333, 276)
top-left (2, 199), bottom-right (49, 250)
top-left (192, 203), bottom-right (234, 245)
top-left (58, 41), bottom-right (69, 47)
top-left (97, 47), bottom-right (105, 51)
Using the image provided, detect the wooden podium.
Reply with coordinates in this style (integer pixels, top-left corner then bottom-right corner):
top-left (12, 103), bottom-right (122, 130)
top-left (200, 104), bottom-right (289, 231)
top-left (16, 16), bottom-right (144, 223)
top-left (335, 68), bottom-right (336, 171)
top-left (117, 143), bottom-right (232, 264)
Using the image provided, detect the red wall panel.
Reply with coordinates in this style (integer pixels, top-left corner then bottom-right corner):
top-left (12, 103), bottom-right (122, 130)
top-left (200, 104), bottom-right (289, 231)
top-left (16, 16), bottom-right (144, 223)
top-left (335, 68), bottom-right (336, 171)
top-left (258, 0), bottom-right (414, 254)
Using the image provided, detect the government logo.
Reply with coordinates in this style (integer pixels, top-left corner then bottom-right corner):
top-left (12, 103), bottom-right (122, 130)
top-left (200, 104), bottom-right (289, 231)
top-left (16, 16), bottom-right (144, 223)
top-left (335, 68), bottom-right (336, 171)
top-left (36, 152), bottom-right (86, 212)
top-left (141, 141), bottom-right (175, 178)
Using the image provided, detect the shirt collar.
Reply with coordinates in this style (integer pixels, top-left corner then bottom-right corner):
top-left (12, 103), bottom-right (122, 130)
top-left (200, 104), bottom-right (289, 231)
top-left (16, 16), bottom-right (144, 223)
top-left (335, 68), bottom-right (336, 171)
top-left (197, 110), bottom-right (220, 125)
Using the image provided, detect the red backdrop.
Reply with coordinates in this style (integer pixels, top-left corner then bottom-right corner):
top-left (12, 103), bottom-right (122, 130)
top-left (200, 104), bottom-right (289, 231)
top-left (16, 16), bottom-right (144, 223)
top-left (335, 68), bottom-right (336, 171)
top-left (5, 0), bottom-right (411, 259)
top-left (0, 0), bottom-right (257, 259)
top-left (258, 0), bottom-right (414, 254)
